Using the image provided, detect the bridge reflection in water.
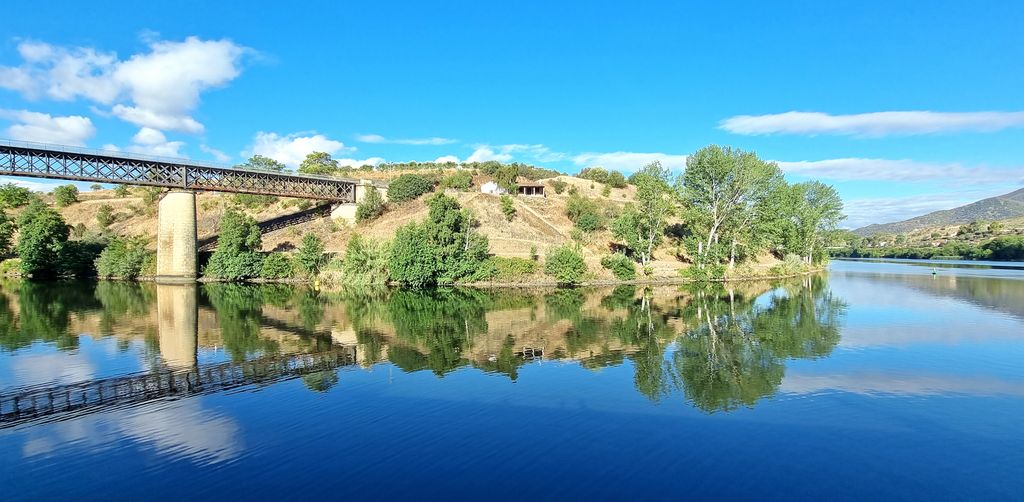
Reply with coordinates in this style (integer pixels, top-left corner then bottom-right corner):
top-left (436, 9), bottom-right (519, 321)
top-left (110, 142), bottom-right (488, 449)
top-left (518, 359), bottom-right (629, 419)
top-left (0, 284), bottom-right (357, 428)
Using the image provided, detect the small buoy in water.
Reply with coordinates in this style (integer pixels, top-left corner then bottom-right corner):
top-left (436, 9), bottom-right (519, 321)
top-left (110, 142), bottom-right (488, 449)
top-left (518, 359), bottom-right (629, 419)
top-left (931, 268), bottom-right (937, 275)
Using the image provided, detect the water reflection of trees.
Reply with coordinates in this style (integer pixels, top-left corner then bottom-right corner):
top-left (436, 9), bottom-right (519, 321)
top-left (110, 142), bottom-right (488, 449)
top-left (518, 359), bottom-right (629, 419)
top-left (672, 277), bottom-right (846, 412)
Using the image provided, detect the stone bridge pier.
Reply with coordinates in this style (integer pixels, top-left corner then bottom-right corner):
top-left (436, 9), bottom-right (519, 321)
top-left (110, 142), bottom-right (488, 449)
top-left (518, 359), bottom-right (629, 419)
top-left (156, 190), bottom-right (198, 282)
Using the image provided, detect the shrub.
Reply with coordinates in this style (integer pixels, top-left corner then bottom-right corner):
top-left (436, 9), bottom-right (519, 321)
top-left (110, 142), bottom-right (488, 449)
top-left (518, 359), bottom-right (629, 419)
top-left (601, 253), bottom-right (636, 280)
top-left (388, 194), bottom-right (488, 286)
top-left (53, 185), bottom-right (79, 207)
top-left (114, 185), bottom-right (130, 197)
top-left (545, 245), bottom-right (587, 285)
top-left (233, 193), bottom-right (278, 209)
top-left (0, 258), bottom-right (22, 276)
top-left (296, 234), bottom-right (327, 277)
top-left (606, 171), bottom-right (627, 188)
top-left (96, 204), bottom-right (115, 227)
top-left (500, 194), bottom-right (516, 221)
top-left (469, 256), bottom-right (538, 281)
top-left (204, 209), bottom-right (264, 280)
top-left (440, 171), bottom-right (473, 191)
top-left (681, 263), bottom-right (727, 282)
top-left (552, 180), bottom-right (567, 194)
top-left (0, 210), bottom-right (14, 257)
top-left (387, 174), bottom-right (435, 203)
top-left (17, 201), bottom-right (70, 277)
top-left (0, 183), bottom-right (32, 208)
top-left (356, 185), bottom-right (386, 222)
top-left (96, 237), bottom-right (153, 279)
top-left (260, 253), bottom-right (294, 278)
top-left (601, 185), bottom-right (611, 197)
top-left (342, 235), bottom-right (390, 284)
top-left (566, 193), bottom-right (603, 231)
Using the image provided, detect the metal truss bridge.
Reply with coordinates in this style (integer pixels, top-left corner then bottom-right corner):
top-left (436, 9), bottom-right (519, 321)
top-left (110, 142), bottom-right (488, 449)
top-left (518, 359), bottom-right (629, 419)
top-left (0, 346), bottom-right (357, 429)
top-left (0, 140), bottom-right (357, 202)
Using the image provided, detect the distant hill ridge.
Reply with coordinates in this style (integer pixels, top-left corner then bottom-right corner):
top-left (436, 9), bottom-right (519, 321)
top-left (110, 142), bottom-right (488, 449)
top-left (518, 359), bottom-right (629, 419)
top-left (854, 187), bottom-right (1024, 236)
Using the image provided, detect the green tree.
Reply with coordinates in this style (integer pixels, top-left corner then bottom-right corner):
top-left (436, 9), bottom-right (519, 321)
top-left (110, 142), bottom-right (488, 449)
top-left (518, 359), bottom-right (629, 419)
top-left (785, 181), bottom-right (845, 264)
top-left (500, 194), bottom-right (516, 221)
top-left (204, 209), bottom-right (264, 280)
top-left (95, 236), bottom-right (153, 279)
top-left (612, 161), bottom-right (671, 266)
top-left (677, 146), bottom-right (783, 269)
top-left (989, 221), bottom-right (1005, 234)
top-left (260, 253), bottom-right (294, 278)
top-left (342, 235), bottom-right (390, 284)
top-left (356, 185), bottom-right (386, 222)
top-left (114, 185), bottom-right (130, 198)
top-left (96, 204), bottom-right (115, 227)
top-left (53, 185), bottom-right (79, 207)
top-left (387, 174), bottom-right (435, 203)
top-left (494, 164), bottom-right (519, 192)
top-left (242, 154), bottom-right (286, 172)
top-left (601, 252), bottom-right (636, 280)
top-left (296, 234), bottom-right (327, 277)
top-left (0, 183), bottom-right (33, 208)
top-left (388, 194), bottom-right (488, 286)
top-left (0, 209), bottom-right (15, 257)
top-left (17, 201), bottom-right (70, 277)
top-left (298, 151), bottom-right (339, 175)
top-left (544, 245), bottom-right (587, 285)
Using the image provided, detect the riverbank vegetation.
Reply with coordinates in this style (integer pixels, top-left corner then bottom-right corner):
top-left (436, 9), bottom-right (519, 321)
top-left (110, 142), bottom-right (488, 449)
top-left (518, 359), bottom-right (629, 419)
top-left (0, 146), bottom-right (843, 284)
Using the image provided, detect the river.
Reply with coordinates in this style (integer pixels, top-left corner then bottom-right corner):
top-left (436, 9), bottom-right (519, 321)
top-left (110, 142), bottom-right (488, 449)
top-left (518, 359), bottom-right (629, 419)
top-left (1, 260), bottom-right (1022, 499)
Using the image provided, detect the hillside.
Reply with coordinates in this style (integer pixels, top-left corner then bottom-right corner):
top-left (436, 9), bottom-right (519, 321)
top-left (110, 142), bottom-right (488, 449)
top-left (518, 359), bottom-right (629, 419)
top-left (33, 172), bottom-right (755, 281)
top-left (854, 187), bottom-right (1024, 236)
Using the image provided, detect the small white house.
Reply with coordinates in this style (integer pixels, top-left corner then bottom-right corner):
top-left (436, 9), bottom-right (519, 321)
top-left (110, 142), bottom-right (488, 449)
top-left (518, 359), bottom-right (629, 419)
top-left (480, 181), bottom-right (507, 195)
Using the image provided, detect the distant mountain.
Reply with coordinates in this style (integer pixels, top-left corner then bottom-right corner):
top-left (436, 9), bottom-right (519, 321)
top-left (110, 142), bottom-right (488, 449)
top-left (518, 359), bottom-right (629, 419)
top-left (854, 187), bottom-right (1024, 236)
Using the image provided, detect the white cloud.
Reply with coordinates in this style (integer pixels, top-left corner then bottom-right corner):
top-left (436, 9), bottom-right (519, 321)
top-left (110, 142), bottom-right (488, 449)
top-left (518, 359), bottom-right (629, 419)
top-left (466, 143), bottom-right (566, 164)
top-left (248, 131), bottom-right (352, 169)
top-left (112, 127), bottom-right (186, 157)
top-left (355, 133), bottom-right (455, 145)
top-left (200, 144), bottom-right (231, 163)
top-left (434, 155), bottom-right (459, 163)
top-left (0, 37), bottom-right (249, 135)
top-left (777, 158), bottom-right (1024, 186)
top-left (572, 151), bottom-right (687, 172)
top-left (0, 109), bottom-right (95, 145)
top-left (466, 146), bottom-right (513, 163)
top-left (336, 157), bottom-right (385, 168)
top-left (720, 110), bottom-right (1024, 137)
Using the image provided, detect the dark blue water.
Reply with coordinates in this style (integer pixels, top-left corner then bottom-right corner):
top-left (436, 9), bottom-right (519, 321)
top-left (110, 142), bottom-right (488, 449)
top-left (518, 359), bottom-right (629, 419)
top-left (1, 263), bottom-right (1022, 500)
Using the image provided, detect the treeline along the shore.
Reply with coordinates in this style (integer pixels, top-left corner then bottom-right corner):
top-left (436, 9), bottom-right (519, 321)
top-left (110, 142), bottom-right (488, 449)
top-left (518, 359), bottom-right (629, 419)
top-left (0, 145), bottom-right (846, 284)
top-left (831, 236), bottom-right (1024, 261)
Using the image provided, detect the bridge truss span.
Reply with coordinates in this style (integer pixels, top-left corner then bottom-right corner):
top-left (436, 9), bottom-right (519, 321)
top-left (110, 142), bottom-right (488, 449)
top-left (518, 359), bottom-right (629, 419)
top-left (0, 140), bottom-right (357, 202)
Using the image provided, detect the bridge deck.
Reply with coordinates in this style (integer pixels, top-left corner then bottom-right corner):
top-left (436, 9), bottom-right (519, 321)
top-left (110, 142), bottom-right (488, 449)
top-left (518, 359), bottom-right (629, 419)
top-left (0, 140), bottom-right (358, 202)
top-left (0, 346), bottom-right (356, 428)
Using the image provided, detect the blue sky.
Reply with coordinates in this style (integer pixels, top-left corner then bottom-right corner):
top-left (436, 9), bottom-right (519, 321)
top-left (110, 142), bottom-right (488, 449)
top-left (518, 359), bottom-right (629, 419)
top-left (2, 0), bottom-right (1023, 227)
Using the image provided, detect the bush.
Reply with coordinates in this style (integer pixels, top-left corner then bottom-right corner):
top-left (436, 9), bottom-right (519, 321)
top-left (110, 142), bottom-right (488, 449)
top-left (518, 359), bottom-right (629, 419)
top-left (545, 245), bottom-right (587, 285)
top-left (601, 253), bottom-right (636, 280)
top-left (296, 234), bottom-right (327, 277)
top-left (96, 237), bottom-right (153, 279)
top-left (53, 185), bottom-right (79, 207)
top-left (114, 185), bottom-right (130, 197)
top-left (388, 194), bottom-right (488, 286)
top-left (204, 209), bottom-right (264, 280)
top-left (566, 193), bottom-right (603, 231)
top-left (607, 171), bottom-right (627, 188)
top-left (0, 183), bottom-right (33, 208)
top-left (342, 235), bottom-right (390, 284)
top-left (0, 210), bottom-right (14, 257)
top-left (681, 263), bottom-right (727, 282)
top-left (233, 193), bottom-right (278, 209)
top-left (0, 258), bottom-right (22, 276)
top-left (500, 194), bottom-right (516, 221)
top-left (601, 185), bottom-right (611, 197)
top-left (260, 253), bottom-right (294, 278)
top-left (17, 201), bottom-right (70, 277)
top-left (440, 171), bottom-right (473, 191)
top-left (96, 204), bottom-right (115, 227)
top-left (387, 174), bottom-right (435, 203)
top-left (469, 256), bottom-right (538, 281)
top-left (356, 185), bottom-right (386, 222)
top-left (389, 222), bottom-right (435, 287)
top-left (982, 236), bottom-right (1024, 260)
top-left (552, 180), bottom-right (567, 194)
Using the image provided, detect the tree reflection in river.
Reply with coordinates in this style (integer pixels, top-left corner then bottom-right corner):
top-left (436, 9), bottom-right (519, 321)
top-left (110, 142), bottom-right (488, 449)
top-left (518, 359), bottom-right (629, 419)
top-left (0, 276), bottom-right (847, 410)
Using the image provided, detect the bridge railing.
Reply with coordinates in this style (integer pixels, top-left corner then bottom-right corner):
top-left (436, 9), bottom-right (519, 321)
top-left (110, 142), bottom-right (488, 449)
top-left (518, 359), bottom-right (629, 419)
top-left (0, 346), bottom-right (357, 428)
